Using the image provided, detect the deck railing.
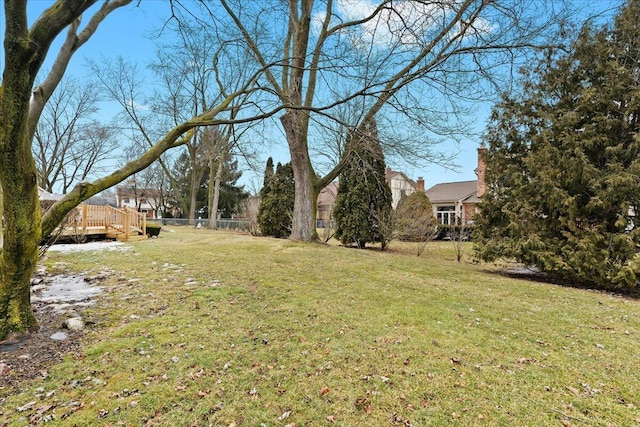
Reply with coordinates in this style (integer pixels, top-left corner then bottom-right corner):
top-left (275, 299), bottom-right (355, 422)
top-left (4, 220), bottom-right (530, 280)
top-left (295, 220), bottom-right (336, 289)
top-left (67, 204), bottom-right (146, 239)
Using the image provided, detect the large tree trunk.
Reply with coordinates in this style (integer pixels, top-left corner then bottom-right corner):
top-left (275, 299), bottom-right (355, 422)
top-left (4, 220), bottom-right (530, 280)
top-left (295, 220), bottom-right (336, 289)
top-left (282, 111), bottom-right (318, 241)
top-left (188, 174), bottom-right (199, 225)
top-left (0, 173), bottom-right (40, 339)
top-left (0, 42), bottom-right (42, 338)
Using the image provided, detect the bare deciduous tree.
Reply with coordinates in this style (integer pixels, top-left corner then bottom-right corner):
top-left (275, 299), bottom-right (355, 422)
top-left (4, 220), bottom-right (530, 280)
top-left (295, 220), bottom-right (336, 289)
top-left (33, 77), bottom-right (118, 193)
top-left (206, 0), bottom-right (586, 242)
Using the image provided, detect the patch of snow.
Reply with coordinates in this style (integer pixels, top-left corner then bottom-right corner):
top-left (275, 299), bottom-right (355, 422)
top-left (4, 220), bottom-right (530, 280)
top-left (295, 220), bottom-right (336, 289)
top-left (47, 241), bottom-right (131, 253)
top-left (40, 275), bottom-right (102, 303)
top-left (503, 266), bottom-right (541, 275)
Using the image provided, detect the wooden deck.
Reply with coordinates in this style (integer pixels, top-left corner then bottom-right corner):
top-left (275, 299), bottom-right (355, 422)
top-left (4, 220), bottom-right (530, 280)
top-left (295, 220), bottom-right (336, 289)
top-left (59, 204), bottom-right (147, 242)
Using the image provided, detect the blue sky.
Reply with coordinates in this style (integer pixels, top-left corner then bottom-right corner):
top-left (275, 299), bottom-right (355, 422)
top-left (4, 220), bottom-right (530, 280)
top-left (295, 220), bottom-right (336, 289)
top-left (2, 1), bottom-right (620, 193)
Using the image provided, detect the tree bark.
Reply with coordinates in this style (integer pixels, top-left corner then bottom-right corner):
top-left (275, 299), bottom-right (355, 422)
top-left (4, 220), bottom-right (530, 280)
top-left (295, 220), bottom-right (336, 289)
top-left (207, 158), bottom-right (216, 228)
top-left (0, 172), bottom-right (40, 339)
top-left (281, 111), bottom-right (318, 241)
top-left (0, 184), bottom-right (3, 250)
top-left (207, 155), bottom-right (224, 229)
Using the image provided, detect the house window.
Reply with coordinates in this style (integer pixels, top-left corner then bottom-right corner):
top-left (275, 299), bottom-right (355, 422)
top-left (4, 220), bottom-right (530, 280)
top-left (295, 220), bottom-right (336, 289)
top-left (436, 206), bottom-right (456, 225)
top-left (123, 198), bottom-right (130, 204)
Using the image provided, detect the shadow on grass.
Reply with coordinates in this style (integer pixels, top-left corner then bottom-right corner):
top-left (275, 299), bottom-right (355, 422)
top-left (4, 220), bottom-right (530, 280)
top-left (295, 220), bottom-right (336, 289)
top-left (486, 266), bottom-right (640, 299)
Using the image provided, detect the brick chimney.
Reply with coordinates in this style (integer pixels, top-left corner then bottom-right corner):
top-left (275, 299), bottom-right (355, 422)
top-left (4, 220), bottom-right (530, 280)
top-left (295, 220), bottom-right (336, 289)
top-left (416, 177), bottom-right (425, 192)
top-left (476, 145), bottom-right (487, 198)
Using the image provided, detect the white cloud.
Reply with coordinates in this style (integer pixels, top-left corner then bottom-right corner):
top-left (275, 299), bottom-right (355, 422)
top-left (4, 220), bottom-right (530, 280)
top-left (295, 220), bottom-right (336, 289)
top-left (314, 0), bottom-right (493, 49)
top-left (126, 98), bottom-right (150, 111)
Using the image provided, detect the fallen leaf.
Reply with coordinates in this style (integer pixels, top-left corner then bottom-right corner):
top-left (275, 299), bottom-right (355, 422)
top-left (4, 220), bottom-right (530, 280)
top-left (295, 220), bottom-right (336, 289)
top-left (278, 410), bottom-right (291, 421)
top-left (567, 386), bottom-right (580, 396)
top-left (320, 387), bottom-right (330, 396)
top-left (16, 401), bottom-right (36, 412)
top-left (327, 415), bottom-right (336, 422)
top-left (354, 397), bottom-right (369, 410)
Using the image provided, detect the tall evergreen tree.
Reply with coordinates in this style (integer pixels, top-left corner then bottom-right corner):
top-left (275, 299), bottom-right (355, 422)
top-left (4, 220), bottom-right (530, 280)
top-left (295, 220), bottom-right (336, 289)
top-left (216, 159), bottom-right (248, 218)
top-left (474, 1), bottom-right (640, 291)
top-left (260, 157), bottom-right (275, 199)
top-left (171, 151), bottom-right (208, 217)
top-left (334, 119), bottom-right (392, 249)
top-left (172, 151), bottom-right (248, 219)
top-left (258, 160), bottom-right (295, 238)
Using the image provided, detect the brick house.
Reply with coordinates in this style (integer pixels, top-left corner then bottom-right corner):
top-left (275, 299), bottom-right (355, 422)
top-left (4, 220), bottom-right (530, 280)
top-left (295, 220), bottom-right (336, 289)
top-left (424, 146), bottom-right (486, 225)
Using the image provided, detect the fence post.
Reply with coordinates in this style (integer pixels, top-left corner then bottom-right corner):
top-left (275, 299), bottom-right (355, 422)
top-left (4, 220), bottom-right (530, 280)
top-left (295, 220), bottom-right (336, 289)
top-left (124, 207), bottom-right (130, 240)
top-left (81, 204), bottom-right (88, 230)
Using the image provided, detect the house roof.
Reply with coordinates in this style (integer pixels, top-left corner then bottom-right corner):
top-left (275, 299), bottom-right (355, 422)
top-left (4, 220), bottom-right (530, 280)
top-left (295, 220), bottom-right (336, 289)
top-left (38, 187), bottom-right (64, 201)
top-left (86, 196), bottom-right (117, 207)
top-left (425, 180), bottom-right (478, 204)
top-left (386, 169), bottom-right (417, 189)
top-left (116, 185), bottom-right (162, 198)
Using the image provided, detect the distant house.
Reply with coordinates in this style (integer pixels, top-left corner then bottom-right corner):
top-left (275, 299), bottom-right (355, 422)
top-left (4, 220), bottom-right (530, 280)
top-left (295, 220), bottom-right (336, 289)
top-left (424, 180), bottom-right (479, 225)
top-left (317, 181), bottom-right (338, 227)
top-left (424, 146), bottom-right (486, 225)
top-left (385, 168), bottom-right (425, 209)
top-left (115, 184), bottom-right (163, 219)
top-left (314, 168), bottom-right (425, 226)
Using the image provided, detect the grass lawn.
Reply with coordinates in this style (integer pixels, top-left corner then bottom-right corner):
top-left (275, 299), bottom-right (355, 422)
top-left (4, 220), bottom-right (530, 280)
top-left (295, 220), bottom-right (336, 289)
top-left (1, 227), bottom-right (639, 426)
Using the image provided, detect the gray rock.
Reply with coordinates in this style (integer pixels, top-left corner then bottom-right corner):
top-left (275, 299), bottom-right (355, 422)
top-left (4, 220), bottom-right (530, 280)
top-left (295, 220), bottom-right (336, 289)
top-left (63, 318), bottom-right (85, 331)
top-left (50, 332), bottom-right (69, 341)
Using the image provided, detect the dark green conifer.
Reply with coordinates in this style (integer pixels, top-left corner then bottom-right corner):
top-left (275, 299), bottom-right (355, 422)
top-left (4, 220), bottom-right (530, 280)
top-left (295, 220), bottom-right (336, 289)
top-left (474, 1), bottom-right (640, 291)
top-left (258, 159), bottom-right (295, 238)
top-left (334, 119), bottom-right (392, 248)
